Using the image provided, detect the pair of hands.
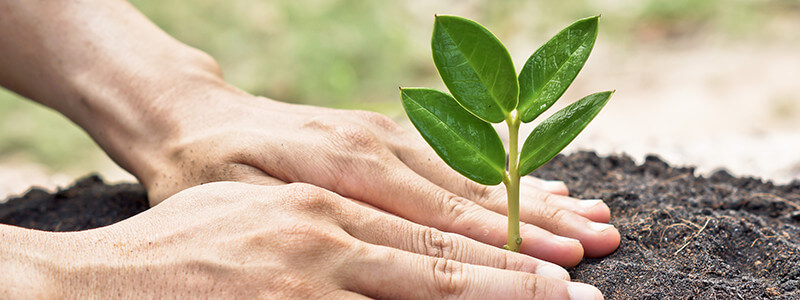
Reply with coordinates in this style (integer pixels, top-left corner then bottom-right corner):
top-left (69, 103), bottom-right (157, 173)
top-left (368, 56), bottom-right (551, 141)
top-left (0, 0), bottom-right (618, 296)
top-left (71, 91), bottom-right (617, 298)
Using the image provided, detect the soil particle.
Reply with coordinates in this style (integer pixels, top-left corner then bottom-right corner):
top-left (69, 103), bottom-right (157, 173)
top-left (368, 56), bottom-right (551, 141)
top-left (2, 152), bottom-right (799, 299)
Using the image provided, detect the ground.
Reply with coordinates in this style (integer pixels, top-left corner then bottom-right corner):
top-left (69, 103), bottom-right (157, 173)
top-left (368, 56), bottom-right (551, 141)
top-left (535, 152), bottom-right (800, 299)
top-left (2, 152), bottom-right (799, 299)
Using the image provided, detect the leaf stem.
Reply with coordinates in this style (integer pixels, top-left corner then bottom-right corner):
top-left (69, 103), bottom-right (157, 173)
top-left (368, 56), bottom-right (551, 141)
top-left (504, 113), bottom-right (522, 252)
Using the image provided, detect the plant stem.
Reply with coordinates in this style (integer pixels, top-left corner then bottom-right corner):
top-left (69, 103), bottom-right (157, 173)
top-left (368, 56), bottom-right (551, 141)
top-left (504, 114), bottom-right (522, 252)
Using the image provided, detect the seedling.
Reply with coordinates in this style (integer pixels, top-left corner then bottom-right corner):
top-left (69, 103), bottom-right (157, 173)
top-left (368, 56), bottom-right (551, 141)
top-left (400, 15), bottom-right (612, 252)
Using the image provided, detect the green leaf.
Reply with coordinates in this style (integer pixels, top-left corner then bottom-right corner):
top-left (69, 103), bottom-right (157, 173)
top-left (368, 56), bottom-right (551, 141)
top-left (518, 91), bottom-right (612, 175)
top-left (401, 88), bottom-right (506, 185)
top-left (517, 16), bottom-right (599, 123)
top-left (431, 15), bottom-right (518, 123)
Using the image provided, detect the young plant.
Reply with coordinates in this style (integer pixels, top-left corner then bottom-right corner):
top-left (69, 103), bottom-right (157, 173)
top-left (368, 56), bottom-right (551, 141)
top-left (400, 15), bottom-right (613, 252)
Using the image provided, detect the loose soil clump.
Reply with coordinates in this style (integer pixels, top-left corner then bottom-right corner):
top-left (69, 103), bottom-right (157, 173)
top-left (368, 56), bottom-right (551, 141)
top-left (2, 152), bottom-right (798, 299)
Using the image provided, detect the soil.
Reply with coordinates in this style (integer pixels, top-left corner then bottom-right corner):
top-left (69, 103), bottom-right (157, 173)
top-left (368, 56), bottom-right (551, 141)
top-left (2, 152), bottom-right (799, 299)
top-left (0, 176), bottom-right (148, 231)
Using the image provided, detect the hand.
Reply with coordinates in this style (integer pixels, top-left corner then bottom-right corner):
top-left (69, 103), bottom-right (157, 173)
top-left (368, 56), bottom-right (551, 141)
top-left (140, 89), bottom-right (620, 267)
top-left (32, 182), bottom-right (602, 299)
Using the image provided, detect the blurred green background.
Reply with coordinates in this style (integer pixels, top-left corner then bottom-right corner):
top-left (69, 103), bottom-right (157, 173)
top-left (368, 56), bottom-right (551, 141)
top-left (1, 0), bottom-right (799, 182)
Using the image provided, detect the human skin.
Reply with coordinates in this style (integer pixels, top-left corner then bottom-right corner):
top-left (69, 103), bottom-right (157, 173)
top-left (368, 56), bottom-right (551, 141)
top-left (0, 0), bottom-right (618, 298)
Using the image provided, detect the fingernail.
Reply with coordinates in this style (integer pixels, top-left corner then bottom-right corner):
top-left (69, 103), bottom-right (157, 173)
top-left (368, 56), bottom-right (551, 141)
top-left (588, 222), bottom-right (615, 232)
top-left (554, 235), bottom-right (580, 244)
top-left (579, 199), bottom-right (603, 209)
top-left (568, 282), bottom-right (603, 300)
top-left (536, 264), bottom-right (569, 280)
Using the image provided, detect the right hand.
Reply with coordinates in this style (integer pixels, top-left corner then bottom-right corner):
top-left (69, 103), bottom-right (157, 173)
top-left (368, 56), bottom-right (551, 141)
top-left (56, 182), bottom-right (602, 299)
top-left (137, 93), bottom-right (619, 267)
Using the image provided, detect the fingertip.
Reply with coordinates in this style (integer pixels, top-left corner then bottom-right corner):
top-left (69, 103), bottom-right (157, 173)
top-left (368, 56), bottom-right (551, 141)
top-left (535, 263), bottom-right (570, 280)
top-left (552, 235), bottom-right (585, 267)
top-left (567, 282), bottom-right (604, 300)
top-left (583, 225), bottom-right (621, 258)
top-left (519, 230), bottom-right (584, 267)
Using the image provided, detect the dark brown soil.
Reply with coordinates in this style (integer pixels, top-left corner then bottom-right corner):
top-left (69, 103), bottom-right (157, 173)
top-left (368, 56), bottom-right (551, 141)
top-left (0, 176), bottom-right (147, 231)
top-left (2, 152), bottom-right (799, 299)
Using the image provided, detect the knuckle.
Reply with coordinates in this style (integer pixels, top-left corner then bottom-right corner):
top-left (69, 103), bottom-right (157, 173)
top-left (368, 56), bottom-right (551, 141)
top-left (281, 183), bottom-right (340, 213)
top-left (534, 206), bottom-right (571, 234)
top-left (335, 125), bottom-right (380, 152)
top-left (498, 251), bottom-right (512, 271)
top-left (523, 275), bottom-right (550, 300)
top-left (539, 192), bottom-right (555, 205)
top-left (303, 112), bottom-right (381, 153)
top-left (356, 110), bottom-right (402, 132)
top-left (419, 227), bottom-right (457, 259)
top-left (277, 223), bottom-right (352, 256)
top-left (431, 258), bottom-right (467, 298)
top-left (301, 115), bottom-right (338, 131)
top-left (439, 194), bottom-right (478, 227)
top-left (545, 207), bottom-right (570, 225)
top-left (469, 183), bottom-right (494, 202)
top-left (535, 194), bottom-right (570, 223)
top-left (540, 193), bottom-right (569, 208)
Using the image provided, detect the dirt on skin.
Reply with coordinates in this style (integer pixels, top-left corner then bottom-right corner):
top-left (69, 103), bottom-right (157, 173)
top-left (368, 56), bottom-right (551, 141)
top-left (2, 152), bottom-right (799, 299)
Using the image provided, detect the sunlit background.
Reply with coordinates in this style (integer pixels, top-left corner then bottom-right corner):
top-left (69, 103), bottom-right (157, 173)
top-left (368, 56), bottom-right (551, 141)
top-left (2, 0), bottom-right (799, 198)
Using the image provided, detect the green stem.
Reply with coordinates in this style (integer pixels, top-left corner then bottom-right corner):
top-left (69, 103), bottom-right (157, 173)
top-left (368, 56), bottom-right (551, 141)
top-left (504, 113), bottom-right (522, 252)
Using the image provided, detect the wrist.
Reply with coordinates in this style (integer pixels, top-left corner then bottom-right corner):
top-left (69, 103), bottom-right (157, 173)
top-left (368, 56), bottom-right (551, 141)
top-left (70, 50), bottom-right (233, 184)
top-left (0, 0), bottom-right (250, 194)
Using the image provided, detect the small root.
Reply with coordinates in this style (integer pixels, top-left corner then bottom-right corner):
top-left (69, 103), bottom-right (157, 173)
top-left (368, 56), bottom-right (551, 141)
top-left (674, 218), bottom-right (711, 255)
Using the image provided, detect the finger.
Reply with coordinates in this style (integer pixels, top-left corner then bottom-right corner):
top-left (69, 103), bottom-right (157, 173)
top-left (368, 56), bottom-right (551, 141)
top-left (520, 200), bottom-right (620, 258)
top-left (390, 139), bottom-right (618, 259)
top-left (320, 290), bottom-right (372, 300)
top-left (333, 199), bottom-right (569, 280)
top-left (391, 138), bottom-right (569, 200)
top-left (521, 177), bottom-right (610, 222)
top-left (521, 175), bottom-right (570, 196)
top-left (391, 139), bottom-right (493, 199)
top-left (466, 179), bottom-right (612, 223)
top-left (467, 183), bottom-right (619, 258)
top-left (344, 157), bottom-right (584, 266)
top-left (392, 139), bottom-right (607, 224)
top-left (344, 245), bottom-right (603, 300)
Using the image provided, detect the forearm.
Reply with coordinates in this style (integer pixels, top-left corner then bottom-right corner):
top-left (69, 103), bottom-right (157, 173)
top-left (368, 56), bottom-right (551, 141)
top-left (0, 223), bottom-right (146, 298)
top-left (0, 225), bottom-right (62, 298)
top-left (0, 0), bottom-right (236, 185)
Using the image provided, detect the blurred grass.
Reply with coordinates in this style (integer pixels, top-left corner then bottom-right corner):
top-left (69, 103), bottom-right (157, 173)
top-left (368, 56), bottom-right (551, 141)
top-left (1, 0), bottom-right (798, 174)
top-left (0, 89), bottom-right (100, 170)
